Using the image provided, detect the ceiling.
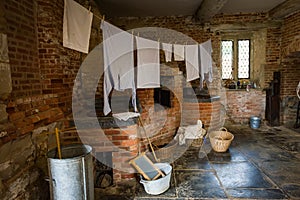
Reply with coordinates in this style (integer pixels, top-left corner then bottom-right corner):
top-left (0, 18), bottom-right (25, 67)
top-left (96, 0), bottom-right (287, 18)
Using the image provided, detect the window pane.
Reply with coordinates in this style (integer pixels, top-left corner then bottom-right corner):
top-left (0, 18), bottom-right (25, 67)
top-left (221, 41), bottom-right (233, 79)
top-left (238, 40), bottom-right (250, 79)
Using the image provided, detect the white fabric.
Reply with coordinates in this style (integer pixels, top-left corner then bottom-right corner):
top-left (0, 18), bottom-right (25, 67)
top-left (161, 43), bottom-right (172, 62)
top-left (101, 21), bottom-right (136, 115)
top-left (185, 45), bottom-right (200, 82)
top-left (176, 120), bottom-right (205, 145)
top-left (113, 112), bottom-right (140, 121)
top-left (136, 36), bottom-right (160, 88)
top-left (173, 44), bottom-right (185, 61)
top-left (63, 0), bottom-right (93, 53)
top-left (199, 39), bottom-right (213, 88)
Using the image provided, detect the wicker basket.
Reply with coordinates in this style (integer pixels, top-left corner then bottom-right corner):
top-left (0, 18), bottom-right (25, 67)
top-left (209, 127), bottom-right (234, 152)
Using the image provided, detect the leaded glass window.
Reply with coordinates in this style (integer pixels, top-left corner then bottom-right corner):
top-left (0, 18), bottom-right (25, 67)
top-left (221, 39), bottom-right (251, 80)
top-left (221, 40), bottom-right (233, 79)
top-left (238, 40), bottom-right (250, 79)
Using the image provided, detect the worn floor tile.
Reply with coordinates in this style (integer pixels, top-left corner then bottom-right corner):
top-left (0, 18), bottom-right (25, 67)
top-left (227, 188), bottom-right (287, 199)
top-left (175, 171), bottom-right (227, 199)
top-left (212, 161), bottom-right (274, 188)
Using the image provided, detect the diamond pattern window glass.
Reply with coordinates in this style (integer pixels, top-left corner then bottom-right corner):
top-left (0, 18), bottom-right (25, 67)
top-left (221, 40), bottom-right (233, 79)
top-left (238, 40), bottom-right (250, 79)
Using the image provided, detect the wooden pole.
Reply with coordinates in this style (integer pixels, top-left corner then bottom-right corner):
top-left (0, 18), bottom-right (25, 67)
top-left (55, 128), bottom-right (62, 159)
top-left (138, 116), bottom-right (159, 162)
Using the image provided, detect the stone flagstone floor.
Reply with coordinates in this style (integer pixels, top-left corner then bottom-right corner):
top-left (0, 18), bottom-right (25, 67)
top-left (95, 122), bottom-right (300, 200)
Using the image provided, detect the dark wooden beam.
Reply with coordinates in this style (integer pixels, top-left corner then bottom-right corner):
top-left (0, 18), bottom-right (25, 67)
top-left (269, 0), bottom-right (300, 19)
top-left (210, 20), bottom-right (283, 32)
top-left (195, 0), bottom-right (229, 24)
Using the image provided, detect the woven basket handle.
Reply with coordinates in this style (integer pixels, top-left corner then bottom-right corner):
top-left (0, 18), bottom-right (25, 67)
top-left (219, 127), bottom-right (228, 132)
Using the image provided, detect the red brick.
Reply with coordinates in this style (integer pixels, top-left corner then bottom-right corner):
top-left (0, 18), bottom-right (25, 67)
top-left (9, 112), bottom-right (25, 122)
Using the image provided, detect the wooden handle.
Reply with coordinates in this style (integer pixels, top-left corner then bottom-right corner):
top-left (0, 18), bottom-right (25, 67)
top-left (55, 128), bottom-right (62, 159)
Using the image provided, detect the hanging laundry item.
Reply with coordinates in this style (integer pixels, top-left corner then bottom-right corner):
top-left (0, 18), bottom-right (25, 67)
top-left (136, 36), bottom-right (160, 88)
top-left (185, 44), bottom-right (200, 82)
top-left (199, 39), bottom-right (213, 88)
top-left (173, 44), bottom-right (185, 61)
top-left (101, 21), bottom-right (136, 115)
top-left (161, 43), bottom-right (172, 62)
top-left (63, 0), bottom-right (93, 53)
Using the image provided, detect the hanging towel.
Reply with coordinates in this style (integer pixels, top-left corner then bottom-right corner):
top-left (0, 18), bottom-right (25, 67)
top-left (63, 0), bottom-right (93, 53)
top-left (101, 21), bottom-right (136, 115)
top-left (173, 44), bottom-right (185, 61)
top-left (185, 44), bottom-right (200, 82)
top-left (199, 39), bottom-right (213, 88)
top-left (161, 43), bottom-right (172, 62)
top-left (136, 36), bottom-right (160, 88)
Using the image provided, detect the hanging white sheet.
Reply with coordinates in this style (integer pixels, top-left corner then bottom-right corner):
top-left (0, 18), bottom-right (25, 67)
top-left (63, 0), bottom-right (93, 53)
top-left (199, 39), bottom-right (213, 88)
top-left (185, 44), bottom-right (200, 82)
top-left (101, 21), bottom-right (136, 115)
top-left (173, 44), bottom-right (185, 61)
top-left (136, 36), bottom-right (160, 88)
top-left (161, 43), bottom-right (172, 62)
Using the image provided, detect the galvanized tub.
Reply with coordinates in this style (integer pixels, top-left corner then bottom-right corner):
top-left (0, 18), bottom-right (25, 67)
top-left (140, 163), bottom-right (172, 195)
top-left (250, 116), bottom-right (261, 129)
top-left (47, 144), bottom-right (94, 200)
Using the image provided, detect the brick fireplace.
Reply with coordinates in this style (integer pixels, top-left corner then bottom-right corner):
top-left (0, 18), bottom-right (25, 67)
top-left (72, 60), bottom-right (224, 185)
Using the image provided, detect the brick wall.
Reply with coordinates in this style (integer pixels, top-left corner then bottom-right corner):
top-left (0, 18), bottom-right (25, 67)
top-left (137, 63), bottom-right (182, 150)
top-left (0, 0), bottom-right (102, 199)
top-left (280, 11), bottom-right (300, 125)
top-left (5, 0), bottom-right (41, 97)
top-left (264, 27), bottom-right (282, 88)
top-left (37, 0), bottom-right (81, 114)
top-left (182, 100), bottom-right (223, 131)
top-left (225, 89), bottom-right (266, 124)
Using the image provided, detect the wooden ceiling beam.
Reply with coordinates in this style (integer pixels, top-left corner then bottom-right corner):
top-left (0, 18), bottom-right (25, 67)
top-left (210, 20), bottom-right (283, 32)
top-left (195, 0), bottom-right (229, 24)
top-left (269, 0), bottom-right (300, 19)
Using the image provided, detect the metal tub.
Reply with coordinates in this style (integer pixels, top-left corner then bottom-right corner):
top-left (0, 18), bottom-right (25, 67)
top-left (47, 144), bottom-right (94, 200)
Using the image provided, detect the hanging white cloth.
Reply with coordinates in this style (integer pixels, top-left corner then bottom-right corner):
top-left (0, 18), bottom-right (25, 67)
top-left (161, 43), bottom-right (172, 62)
top-left (63, 0), bottom-right (93, 53)
top-left (185, 44), bottom-right (200, 82)
top-left (199, 39), bottom-right (213, 88)
top-left (173, 44), bottom-right (185, 61)
top-left (136, 36), bottom-right (160, 88)
top-left (101, 21), bottom-right (136, 115)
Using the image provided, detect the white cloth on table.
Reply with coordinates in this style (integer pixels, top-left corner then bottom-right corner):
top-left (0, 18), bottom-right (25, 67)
top-left (161, 42), bottom-right (172, 62)
top-left (136, 36), bottom-right (160, 88)
top-left (173, 44), bottom-right (185, 61)
top-left (101, 21), bottom-right (136, 115)
top-left (185, 44), bottom-right (200, 82)
top-left (199, 39), bottom-right (213, 88)
top-left (63, 0), bottom-right (93, 53)
top-left (112, 112), bottom-right (140, 121)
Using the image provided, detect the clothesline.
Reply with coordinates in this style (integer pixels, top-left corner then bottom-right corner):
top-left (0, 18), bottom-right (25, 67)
top-left (101, 20), bottom-right (213, 116)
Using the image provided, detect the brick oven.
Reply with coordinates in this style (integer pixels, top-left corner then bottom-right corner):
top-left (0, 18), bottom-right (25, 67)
top-left (72, 60), bottom-right (224, 185)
